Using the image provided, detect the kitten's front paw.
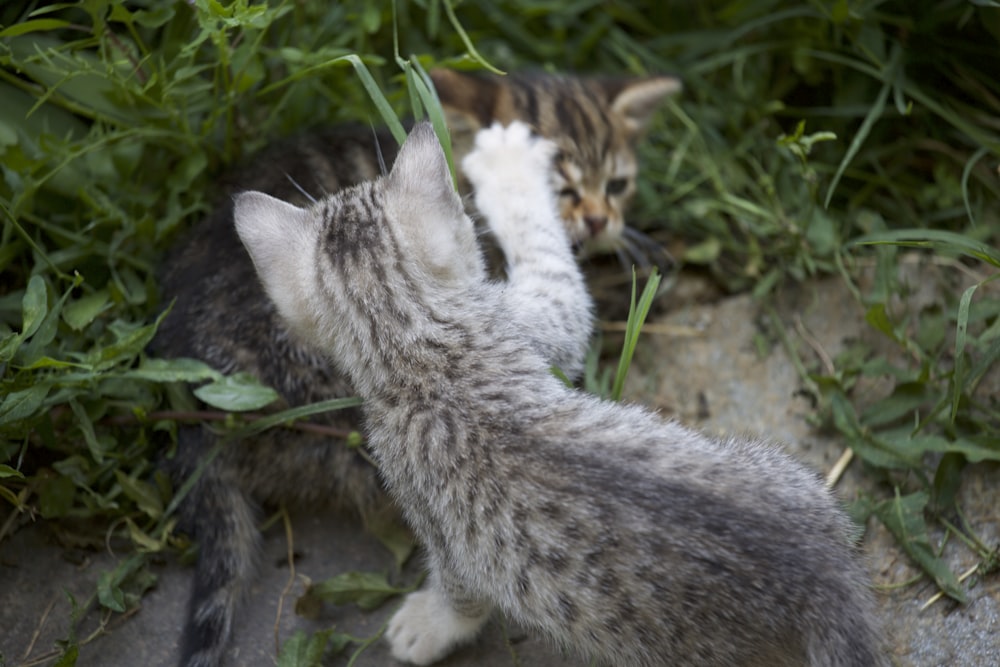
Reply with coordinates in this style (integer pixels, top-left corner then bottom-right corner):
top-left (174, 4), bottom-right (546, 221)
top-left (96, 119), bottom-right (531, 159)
top-left (386, 589), bottom-right (489, 665)
top-left (461, 121), bottom-right (556, 193)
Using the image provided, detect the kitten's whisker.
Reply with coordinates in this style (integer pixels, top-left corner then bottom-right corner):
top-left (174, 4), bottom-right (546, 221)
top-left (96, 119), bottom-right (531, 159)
top-left (371, 123), bottom-right (388, 176)
top-left (622, 226), bottom-right (676, 274)
top-left (285, 174), bottom-right (318, 204)
top-left (614, 245), bottom-right (631, 271)
top-left (619, 234), bottom-right (652, 270)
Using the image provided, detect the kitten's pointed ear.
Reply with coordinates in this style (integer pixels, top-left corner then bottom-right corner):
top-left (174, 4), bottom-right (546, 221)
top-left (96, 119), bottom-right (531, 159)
top-left (385, 123), bottom-right (482, 282)
top-left (606, 76), bottom-right (682, 137)
top-left (430, 68), bottom-right (506, 130)
top-left (387, 122), bottom-right (458, 208)
top-left (233, 191), bottom-right (315, 325)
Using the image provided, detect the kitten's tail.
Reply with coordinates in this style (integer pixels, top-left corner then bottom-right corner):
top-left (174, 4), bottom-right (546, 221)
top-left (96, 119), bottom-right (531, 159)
top-left (173, 427), bottom-right (260, 667)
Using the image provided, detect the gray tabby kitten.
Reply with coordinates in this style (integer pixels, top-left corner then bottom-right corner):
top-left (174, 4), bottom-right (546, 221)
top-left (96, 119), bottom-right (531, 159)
top-left (154, 70), bottom-right (676, 667)
top-left (235, 121), bottom-right (885, 667)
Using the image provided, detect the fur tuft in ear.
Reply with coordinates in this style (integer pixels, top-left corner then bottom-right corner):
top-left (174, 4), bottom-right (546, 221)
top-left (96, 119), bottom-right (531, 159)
top-left (607, 76), bottom-right (681, 137)
top-left (233, 191), bottom-right (318, 336)
top-left (385, 123), bottom-right (483, 284)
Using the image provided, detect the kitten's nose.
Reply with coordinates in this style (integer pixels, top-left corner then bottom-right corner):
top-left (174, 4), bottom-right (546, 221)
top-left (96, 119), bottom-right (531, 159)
top-left (584, 215), bottom-right (608, 237)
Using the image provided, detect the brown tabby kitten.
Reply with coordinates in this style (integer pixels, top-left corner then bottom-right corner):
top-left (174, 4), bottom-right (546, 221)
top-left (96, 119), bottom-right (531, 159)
top-left (154, 70), bottom-right (678, 667)
top-left (236, 121), bottom-right (885, 667)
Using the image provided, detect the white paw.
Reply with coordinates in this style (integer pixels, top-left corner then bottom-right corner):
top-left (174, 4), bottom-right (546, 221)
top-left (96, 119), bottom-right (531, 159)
top-left (461, 121), bottom-right (556, 193)
top-left (386, 589), bottom-right (489, 665)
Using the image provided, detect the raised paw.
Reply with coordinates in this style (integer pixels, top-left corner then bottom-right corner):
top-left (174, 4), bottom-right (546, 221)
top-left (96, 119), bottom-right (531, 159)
top-left (461, 121), bottom-right (557, 194)
top-left (386, 589), bottom-right (489, 665)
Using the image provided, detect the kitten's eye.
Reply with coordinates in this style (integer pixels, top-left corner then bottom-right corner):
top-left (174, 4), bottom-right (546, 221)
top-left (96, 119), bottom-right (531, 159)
top-left (559, 187), bottom-right (581, 203)
top-left (605, 178), bottom-right (629, 196)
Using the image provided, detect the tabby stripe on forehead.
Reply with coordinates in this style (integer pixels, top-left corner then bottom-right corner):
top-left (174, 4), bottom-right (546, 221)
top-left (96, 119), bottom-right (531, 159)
top-left (322, 188), bottom-right (383, 261)
top-left (558, 93), bottom-right (596, 148)
top-left (514, 80), bottom-right (540, 127)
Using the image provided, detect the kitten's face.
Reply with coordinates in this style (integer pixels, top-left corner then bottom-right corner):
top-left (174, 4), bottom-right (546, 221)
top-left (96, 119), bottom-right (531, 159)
top-left (431, 70), bottom-right (680, 252)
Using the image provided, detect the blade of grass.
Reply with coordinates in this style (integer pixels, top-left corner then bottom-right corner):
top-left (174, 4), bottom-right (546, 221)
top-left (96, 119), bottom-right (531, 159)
top-left (442, 0), bottom-right (505, 74)
top-left (824, 45), bottom-right (898, 208)
top-left (951, 284), bottom-right (977, 423)
top-left (611, 268), bottom-right (661, 401)
top-left (849, 229), bottom-right (1000, 268)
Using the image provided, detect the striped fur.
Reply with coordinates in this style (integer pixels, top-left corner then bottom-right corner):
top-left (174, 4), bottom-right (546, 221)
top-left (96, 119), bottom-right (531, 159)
top-left (236, 123), bottom-right (886, 667)
top-left (154, 71), bottom-right (672, 666)
top-left (152, 70), bottom-right (678, 667)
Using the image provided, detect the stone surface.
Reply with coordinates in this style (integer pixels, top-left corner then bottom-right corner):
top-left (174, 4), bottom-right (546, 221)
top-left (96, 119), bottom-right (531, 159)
top-left (3, 267), bottom-right (998, 666)
top-left (622, 270), bottom-right (1000, 667)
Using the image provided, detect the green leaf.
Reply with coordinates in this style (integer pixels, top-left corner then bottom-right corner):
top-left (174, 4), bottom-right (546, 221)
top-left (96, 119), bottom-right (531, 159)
top-left (124, 517), bottom-right (165, 552)
top-left (0, 464), bottom-right (26, 479)
top-left (864, 303), bottom-right (897, 341)
top-left (368, 515), bottom-right (416, 571)
top-left (932, 452), bottom-right (965, 511)
top-left (122, 357), bottom-right (223, 384)
top-left (0, 19), bottom-right (71, 38)
top-left (828, 391), bottom-right (913, 468)
top-left (88, 313), bottom-right (166, 370)
top-left (849, 229), bottom-right (1000, 269)
top-left (69, 399), bottom-right (105, 463)
top-left (18, 274), bottom-right (80, 366)
top-left (193, 373), bottom-right (280, 411)
top-left (63, 289), bottom-right (110, 331)
top-left (907, 435), bottom-right (1000, 464)
top-left (303, 571), bottom-right (408, 611)
top-left (97, 570), bottom-right (127, 613)
top-left (20, 356), bottom-right (90, 370)
top-left (0, 383), bottom-right (50, 425)
top-left (21, 275), bottom-right (48, 340)
top-left (873, 490), bottom-right (966, 603)
top-left (277, 629), bottom-right (348, 667)
top-left (682, 236), bottom-right (721, 264)
top-left (858, 382), bottom-right (934, 428)
top-left (114, 470), bottom-right (164, 519)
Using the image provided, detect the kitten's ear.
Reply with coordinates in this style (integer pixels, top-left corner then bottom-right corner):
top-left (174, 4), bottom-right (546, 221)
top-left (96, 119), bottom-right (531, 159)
top-left (387, 122), bottom-right (459, 209)
top-left (233, 191), bottom-right (315, 326)
top-left (430, 68), bottom-right (505, 130)
top-left (386, 123), bottom-right (481, 282)
top-left (605, 76), bottom-right (682, 137)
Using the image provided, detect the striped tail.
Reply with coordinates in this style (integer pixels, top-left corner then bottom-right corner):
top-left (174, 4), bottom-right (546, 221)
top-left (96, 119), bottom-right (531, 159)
top-left (173, 427), bottom-right (260, 667)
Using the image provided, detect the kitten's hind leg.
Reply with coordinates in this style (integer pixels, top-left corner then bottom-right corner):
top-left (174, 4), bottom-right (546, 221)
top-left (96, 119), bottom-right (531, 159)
top-left (386, 570), bottom-right (491, 666)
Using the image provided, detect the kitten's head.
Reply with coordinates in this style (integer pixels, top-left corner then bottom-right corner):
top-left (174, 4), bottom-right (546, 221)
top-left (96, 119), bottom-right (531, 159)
top-left (234, 123), bottom-right (483, 358)
top-left (431, 69), bottom-right (680, 252)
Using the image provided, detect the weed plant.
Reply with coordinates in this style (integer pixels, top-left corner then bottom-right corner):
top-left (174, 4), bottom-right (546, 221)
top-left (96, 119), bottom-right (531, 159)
top-left (1, 0), bottom-right (999, 663)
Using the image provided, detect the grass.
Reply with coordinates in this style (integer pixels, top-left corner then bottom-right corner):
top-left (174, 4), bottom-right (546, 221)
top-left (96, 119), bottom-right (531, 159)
top-left (1, 0), bottom-right (999, 664)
